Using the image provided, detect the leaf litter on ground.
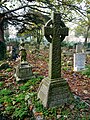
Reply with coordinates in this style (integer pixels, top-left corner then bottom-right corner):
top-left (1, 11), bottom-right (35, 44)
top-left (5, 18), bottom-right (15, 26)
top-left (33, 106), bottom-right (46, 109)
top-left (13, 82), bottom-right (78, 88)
top-left (0, 49), bottom-right (90, 119)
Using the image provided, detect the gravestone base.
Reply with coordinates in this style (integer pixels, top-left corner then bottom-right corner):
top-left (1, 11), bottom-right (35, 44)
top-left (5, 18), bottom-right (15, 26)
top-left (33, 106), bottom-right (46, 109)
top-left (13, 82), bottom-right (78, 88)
top-left (74, 66), bottom-right (85, 71)
top-left (38, 77), bottom-right (73, 108)
top-left (15, 61), bottom-right (33, 81)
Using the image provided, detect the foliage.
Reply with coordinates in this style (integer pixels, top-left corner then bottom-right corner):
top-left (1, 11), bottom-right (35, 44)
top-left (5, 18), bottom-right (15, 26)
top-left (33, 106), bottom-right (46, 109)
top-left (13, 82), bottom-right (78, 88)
top-left (75, 20), bottom-right (90, 38)
top-left (81, 65), bottom-right (90, 77)
top-left (0, 95), bottom-right (12, 104)
top-left (0, 88), bottom-right (12, 96)
top-left (12, 103), bottom-right (28, 119)
top-left (0, 50), bottom-right (90, 119)
top-left (0, 0), bottom-right (89, 37)
top-left (74, 6), bottom-right (90, 44)
top-left (0, 81), bottom-right (4, 87)
top-left (5, 105), bottom-right (15, 114)
top-left (5, 68), bottom-right (13, 72)
top-left (0, 75), bottom-right (43, 119)
top-left (61, 41), bottom-right (75, 48)
top-left (31, 93), bottom-right (90, 119)
top-left (15, 93), bottom-right (25, 102)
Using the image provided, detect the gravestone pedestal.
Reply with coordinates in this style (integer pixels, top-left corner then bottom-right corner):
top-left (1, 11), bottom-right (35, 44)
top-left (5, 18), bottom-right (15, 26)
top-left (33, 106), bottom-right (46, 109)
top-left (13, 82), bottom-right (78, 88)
top-left (15, 61), bottom-right (33, 81)
top-left (38, 77), bottom-right (73, 108)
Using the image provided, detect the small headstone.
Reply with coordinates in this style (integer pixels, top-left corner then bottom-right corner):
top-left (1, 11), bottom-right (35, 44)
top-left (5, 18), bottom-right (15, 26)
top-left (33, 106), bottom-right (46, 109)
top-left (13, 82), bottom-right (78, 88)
top-left (7, 45), bottom-right (12, 52)
top-left (87, 43), bottom-right (90, 49)
top-left (85, 43), bottom-right (90, 54)
top-left (15, 40), bottom-right (32, 81)
top-left (74, 53), bottom-right (86, 71)
top-left (7, 46), bottom-right (9, 51)
top-left (76, 44), bottom-right (83, 53)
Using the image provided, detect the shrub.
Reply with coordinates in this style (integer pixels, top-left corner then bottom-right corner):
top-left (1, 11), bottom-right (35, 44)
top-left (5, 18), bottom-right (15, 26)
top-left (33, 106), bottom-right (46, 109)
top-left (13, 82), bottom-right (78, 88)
top-left (81, 65), bottom-right (90, 77)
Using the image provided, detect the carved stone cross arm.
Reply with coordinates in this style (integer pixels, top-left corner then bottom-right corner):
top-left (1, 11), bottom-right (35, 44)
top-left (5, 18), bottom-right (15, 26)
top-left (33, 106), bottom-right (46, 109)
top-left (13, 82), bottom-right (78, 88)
top-left (44, 12), bottom-right (69, 43)
top-left (44, 19), bottom-right (52, 43)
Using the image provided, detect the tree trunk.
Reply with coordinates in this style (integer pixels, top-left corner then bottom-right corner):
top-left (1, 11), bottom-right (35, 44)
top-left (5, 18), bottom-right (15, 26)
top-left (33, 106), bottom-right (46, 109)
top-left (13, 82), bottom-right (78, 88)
top-left (0, 14), bottom-right (6, 60)
top-left (36, 30), bottom-right (41, 50)
top-left (84, 26), bottom-right (90, 46)
top-left (36, 29), bottom-right (42, 50)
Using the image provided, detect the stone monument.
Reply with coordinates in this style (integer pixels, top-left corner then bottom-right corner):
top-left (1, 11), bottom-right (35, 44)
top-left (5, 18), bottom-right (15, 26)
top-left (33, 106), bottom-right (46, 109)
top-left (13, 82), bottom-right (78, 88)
top-left (15, 40), bottom-right (32, 81)
top-left (74, 53), bottom-right (86, 71)
top-left (38, 12), bottom-right (73, 108)
top-left (76, 44), bottom-right (83, 53)
top-left (74, 43), bottom-right (86, 71)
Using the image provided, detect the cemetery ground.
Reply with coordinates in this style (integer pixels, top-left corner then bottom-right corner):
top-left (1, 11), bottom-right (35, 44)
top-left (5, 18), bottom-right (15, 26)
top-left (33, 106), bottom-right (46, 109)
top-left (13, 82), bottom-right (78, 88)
top-left (0, 48), bottom-right (90, 120)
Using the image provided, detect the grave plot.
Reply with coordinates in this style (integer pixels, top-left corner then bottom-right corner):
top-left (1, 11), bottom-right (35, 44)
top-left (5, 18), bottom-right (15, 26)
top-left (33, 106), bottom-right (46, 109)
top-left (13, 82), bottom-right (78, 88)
top-left (0, 46), bottom-right (90, 119)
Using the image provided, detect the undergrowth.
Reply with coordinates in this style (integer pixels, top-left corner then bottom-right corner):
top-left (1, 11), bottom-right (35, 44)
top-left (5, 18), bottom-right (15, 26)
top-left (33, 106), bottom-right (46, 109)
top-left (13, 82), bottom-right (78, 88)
top-left (0, 75), bottom-right (90, 120)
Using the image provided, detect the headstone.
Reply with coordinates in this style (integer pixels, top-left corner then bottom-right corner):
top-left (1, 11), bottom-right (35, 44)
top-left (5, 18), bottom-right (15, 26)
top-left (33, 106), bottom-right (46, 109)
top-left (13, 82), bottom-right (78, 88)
top-left (76, 44), bottom-right (83, 53)
top-left (87, 43), bottom-right (90, 48)
top-left (74, 43), bottom-right (86, 71)
top-left (7, 45), bottom-right (12, 52)
top-left (74, 53), bottom-right (86, 71)
top-left (7, 46), bottom-right (9, 51)
top-left (38, 12), bottom-right (73, 108)
top-left (85, 43), bottom-right (90, 54)
top-left (15, 40), bottom-right (32, 81)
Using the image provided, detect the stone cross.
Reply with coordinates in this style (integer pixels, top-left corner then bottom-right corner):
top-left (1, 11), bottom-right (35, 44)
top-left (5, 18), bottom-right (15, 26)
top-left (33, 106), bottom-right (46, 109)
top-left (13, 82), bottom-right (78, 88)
top-left (44, 12), bottom-right (68, 79)
top-left (38, 12), bottom-right (73, 108)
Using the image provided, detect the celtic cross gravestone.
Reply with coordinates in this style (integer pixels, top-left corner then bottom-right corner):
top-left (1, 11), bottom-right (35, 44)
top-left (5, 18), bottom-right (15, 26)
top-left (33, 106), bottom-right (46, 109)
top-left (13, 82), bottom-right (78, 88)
top-left (38, 12), bottom-right (73, 108)
top-left (44, 12), bottom-right (68, 79)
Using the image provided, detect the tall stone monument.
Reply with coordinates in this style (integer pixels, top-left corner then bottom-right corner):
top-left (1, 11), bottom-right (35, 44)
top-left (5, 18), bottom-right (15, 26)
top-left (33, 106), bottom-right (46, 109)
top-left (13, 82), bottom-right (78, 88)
top-left (38, 12), bottom-right (73, 108)
top-left (15, 40), bottom-right (33, 81)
